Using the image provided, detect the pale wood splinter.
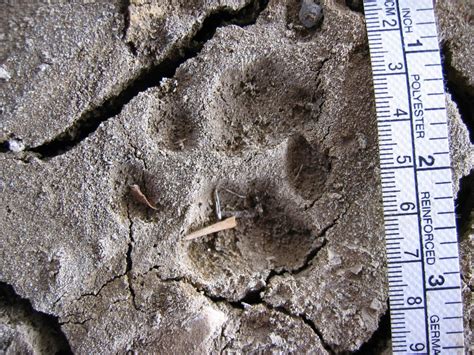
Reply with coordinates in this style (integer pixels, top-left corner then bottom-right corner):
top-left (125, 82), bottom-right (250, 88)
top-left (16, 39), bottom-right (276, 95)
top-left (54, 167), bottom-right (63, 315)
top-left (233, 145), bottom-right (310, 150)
top-left (184, 216), bottom-right (237, 241)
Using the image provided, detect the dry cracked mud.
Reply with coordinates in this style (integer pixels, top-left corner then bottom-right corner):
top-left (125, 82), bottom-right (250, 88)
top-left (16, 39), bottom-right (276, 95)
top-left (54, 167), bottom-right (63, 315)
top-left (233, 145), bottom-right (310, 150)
top-left (0, 0), bottom-right (473, 354)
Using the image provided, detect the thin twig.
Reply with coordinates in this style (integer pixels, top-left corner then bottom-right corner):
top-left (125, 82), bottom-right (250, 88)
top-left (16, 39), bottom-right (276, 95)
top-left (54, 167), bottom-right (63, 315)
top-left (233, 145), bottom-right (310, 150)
top-left (214, 188), bottom-right (222, 220)
top-left (184, 216), bottom-right (237, 241)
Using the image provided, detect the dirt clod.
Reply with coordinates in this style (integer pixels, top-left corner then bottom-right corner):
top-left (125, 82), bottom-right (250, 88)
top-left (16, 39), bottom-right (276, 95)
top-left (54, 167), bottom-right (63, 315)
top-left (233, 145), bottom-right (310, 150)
top-left (299, 0), bottom-right (323, 28)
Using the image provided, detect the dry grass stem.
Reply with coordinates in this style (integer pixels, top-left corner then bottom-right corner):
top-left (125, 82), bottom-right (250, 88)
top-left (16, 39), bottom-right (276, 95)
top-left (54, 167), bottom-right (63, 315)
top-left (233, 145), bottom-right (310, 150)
top-left (184, 216), bottom-right (237, 241)
top-left (224, 188), bottom-right (246, 198)
top-left (294, 164), bottom-right (304, 180)
top-left (130, 184), bottom-right (158, 210)
top-left (214, 188), bottom-right (222, 220)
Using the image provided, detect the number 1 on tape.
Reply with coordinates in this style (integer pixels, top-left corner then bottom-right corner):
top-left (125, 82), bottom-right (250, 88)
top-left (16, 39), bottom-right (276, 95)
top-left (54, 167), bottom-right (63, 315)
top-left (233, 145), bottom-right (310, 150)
top-left (363, 0), bottom-right (465, 353)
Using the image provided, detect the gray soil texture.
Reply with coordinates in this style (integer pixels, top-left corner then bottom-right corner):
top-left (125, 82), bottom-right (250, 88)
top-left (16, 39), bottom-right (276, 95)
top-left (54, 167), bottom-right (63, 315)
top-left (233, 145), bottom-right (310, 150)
top-left (0, 0), bottom-right (473, 354)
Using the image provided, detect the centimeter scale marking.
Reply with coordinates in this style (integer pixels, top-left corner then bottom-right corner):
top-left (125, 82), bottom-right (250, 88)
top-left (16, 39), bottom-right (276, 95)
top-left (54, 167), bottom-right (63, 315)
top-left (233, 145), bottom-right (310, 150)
top-left (363, 0), bottom-right (465, 354)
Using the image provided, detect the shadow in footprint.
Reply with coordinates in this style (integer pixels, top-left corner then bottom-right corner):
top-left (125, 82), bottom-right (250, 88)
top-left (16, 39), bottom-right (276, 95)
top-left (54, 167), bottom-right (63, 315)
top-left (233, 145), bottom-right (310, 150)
top-left (286, 134), bottom-right (331, 201)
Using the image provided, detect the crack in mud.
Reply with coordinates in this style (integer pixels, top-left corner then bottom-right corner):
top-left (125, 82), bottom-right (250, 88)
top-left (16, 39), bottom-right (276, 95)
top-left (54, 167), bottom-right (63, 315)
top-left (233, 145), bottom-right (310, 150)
top-left (126, 203), bottom-right (138, 311)
top-left (442, 42), bottom-right (474, 143)
top-left (0, 0), bottom-right (269, 159)
top-left (0, 281), bottom-right (73, 354)
top-left (455, 171), bottom-right (474, 239)
top-left (263, 302), bottom-right (336, 354)
top-left (59, 317), bottom-right (92, 327)
top-left (441, 41), bottom-right (474, 285)
top-left (350, 306), bottom-right (391, 354)
top-left (156, 275), bottom-right (334, 353)
top-left (258, 211), bottom-right (349, 353)
top-left (67, 203), bottom-right (137, 309)
top-left (120, 0), bottom-right (136, 55)
top-left (73, 273), bottom-right (126, 304)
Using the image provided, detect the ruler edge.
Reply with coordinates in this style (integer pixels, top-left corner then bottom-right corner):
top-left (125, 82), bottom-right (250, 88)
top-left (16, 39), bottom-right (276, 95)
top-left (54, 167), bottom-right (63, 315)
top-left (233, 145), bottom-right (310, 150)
top-left (362, 0), bottom-right (466, 353)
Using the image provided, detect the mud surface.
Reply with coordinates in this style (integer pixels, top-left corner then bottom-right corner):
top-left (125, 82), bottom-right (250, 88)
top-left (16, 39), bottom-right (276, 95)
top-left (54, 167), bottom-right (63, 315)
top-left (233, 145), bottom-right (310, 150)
top-left (1, 0), bottom-right (473, 353)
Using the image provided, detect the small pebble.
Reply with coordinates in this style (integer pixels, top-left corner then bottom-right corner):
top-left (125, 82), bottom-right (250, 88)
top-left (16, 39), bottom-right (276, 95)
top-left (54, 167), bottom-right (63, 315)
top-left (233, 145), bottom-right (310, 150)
top-left (38, 63), bottom-right (50, 72)
top-left (299, 0), bottom-right (323, 29)
top-left (0, 65), bottom-right (11, 81)
top-left (8, 139), bottom-right (25, 152)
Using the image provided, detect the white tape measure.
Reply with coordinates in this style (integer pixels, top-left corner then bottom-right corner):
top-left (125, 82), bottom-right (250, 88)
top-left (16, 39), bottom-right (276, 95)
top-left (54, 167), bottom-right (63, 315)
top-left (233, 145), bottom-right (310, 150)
top-left (363, 0), bottom-right (465, 353)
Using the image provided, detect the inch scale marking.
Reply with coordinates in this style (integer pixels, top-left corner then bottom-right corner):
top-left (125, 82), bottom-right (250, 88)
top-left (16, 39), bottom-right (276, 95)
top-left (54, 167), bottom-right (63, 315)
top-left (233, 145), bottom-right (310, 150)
top-left (363, 0), bottom-right (465, 354)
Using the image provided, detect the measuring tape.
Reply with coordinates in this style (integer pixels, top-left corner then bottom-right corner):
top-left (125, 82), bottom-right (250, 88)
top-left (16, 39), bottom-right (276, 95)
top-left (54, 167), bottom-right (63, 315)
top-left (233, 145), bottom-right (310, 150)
top-left (363, 0), bottom-right (465, 353)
